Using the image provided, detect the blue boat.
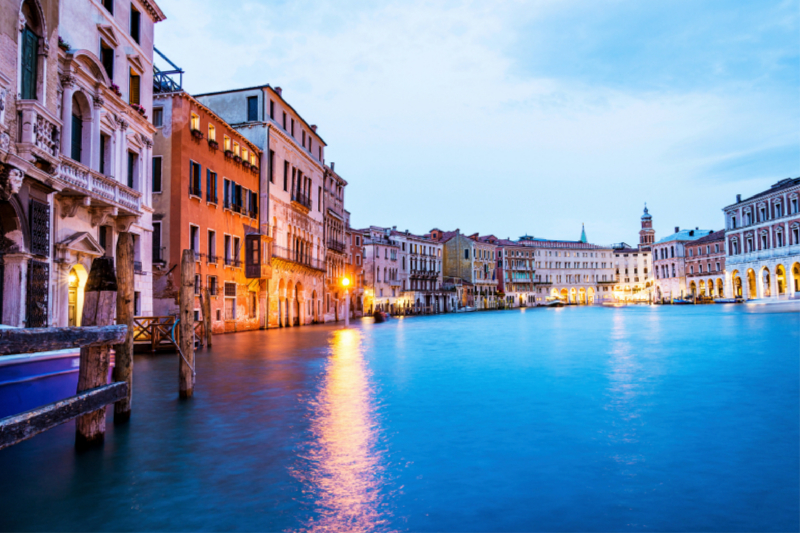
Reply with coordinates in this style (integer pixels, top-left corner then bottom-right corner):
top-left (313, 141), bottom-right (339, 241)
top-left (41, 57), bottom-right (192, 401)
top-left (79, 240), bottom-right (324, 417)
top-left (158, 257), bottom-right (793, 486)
top-left (0, 347), bottom-right (81, 419)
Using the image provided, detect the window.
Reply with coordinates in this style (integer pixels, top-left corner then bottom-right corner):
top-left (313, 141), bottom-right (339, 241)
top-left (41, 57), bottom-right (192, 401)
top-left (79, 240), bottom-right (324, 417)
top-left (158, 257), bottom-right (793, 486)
top-left (247, 96), bottom-right (258, 121)
top-left (152, 156), bottom-right (162, 193)
top-left (130, 5), bottom-right (141, 43)
top-left (190, 225), bottom-right (199, 257)
top-left (190, 113), bottom-right (200, 131)
top-left (208, 230), bottom-right (216, 261)
top-left (793, 226), bottom-right (799, 245)
top-left (268, 150), bottom-right (275, 183)
top-left (100, 133), bottom-right (109, 174)
top-left (249, 291), bottom-right (257, 318)
top-left (792, 198), bottom-right (798, 214)
top-left (189, 161), bottom-right (201, 196)
top-left (70, 110), bottom-right (83, 162)
top-left (224, 135), bottom-right (231, 151)
top-left (152, 221), bottom-right (162, 262)
top-left (224, 283), bottom-right (236, 320)
top-left (291, 118), bottom-right (295, 137)
top-left (129, 68), bottom-right (140, 105)
top-left (716, 262), bottom-right (720, 272)
top-left (242, 148), bottom-right (249, 162)
top-left (224, 234), bottom-right (231, 261)
top-left (153, 107), bottom-right (163, 127)
top-left (134, 291), bottom-right (141, 316)
top-left (20, 25), bottom-right (38, 100)
top-left (127, 151), bottom-right (136, 189)
top-left (302, 130), bottom-right (306, 146)
top-left (465, 249), bottom-right (469, 260)
top-left (101, 40), bottom-right (114, 80)
top-left (207, 275), bottom-right (218, 296)
top-left (233, 237), bottom-right (241, 262)
top-left (206, 169), bottom-right (217, 203)
top-left (208, 124), bottom-right (216, 141)
top-left (269, 100), bottom-right (275, 119)
top-left (283, 160), bottom-right (289, 191)
top-left (233, 142), bottom-right (240, 157)
top-left (318, 186), bottom-right (321, 211)
top-left (282, 112), bottom-right (287, 130)
top-left (103, 0), bottom-right (113, 14)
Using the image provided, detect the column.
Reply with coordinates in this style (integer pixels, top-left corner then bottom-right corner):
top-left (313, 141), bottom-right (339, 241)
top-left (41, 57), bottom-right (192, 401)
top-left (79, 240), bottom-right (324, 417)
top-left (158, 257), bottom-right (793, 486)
top-left (287, 297), bottom-right (294, 327)
top-left (90, 96), bottom-right (103, 171)
top-left (1, 253), bottom-right (31, 327)
top-left (59, 76), bottom-right (76, 156)
top-left (117, 119), bottom-right (128, 185)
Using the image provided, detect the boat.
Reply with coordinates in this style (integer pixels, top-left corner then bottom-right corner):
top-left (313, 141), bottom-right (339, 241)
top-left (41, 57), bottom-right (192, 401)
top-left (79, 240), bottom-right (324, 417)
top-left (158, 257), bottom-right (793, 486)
top-left (672, 299), bottom-right (693, 305)
top-left (542, 300), bottom-right (565, 308)
top-left (714, 298), bottom-right (743, 304)
top-left (373, 310), bottom-right (390, 323)
top-left (602, 302), bottom-right (626, 308)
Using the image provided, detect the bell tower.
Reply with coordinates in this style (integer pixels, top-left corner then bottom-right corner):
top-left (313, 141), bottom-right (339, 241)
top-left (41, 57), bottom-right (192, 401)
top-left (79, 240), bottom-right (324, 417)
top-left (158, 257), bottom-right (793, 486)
top-left (639, 204), bottom-right (655, 251)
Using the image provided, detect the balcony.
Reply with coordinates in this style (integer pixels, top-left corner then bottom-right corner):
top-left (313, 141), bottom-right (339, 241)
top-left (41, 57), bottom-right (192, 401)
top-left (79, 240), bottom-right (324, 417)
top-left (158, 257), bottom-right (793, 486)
top-left (15, 100), bottom-right (61, 167)
top-left (291, 191), bottom-right (311, 211)
top-left (57, 158), bottom-right (142, 215)
top-left (207, 254), bottom-right (218, 265)
top-left (726, 244), bottom-right (800, 266)
top-left (327, 240), bottom-right (346, 253)
top-left (189, 184), bottom-right (202, 198)
top-left (224, 257), bottom-right (242, 268)
top-left (272, 244), bottom-right (324, 271)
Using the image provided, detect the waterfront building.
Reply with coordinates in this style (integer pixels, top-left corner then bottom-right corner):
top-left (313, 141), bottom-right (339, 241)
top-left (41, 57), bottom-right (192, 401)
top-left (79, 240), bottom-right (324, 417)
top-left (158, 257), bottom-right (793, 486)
top-left (608, 206), bottom-right (656, 302)
top-left (362, 226), bottom-right (401, 314)
top-left (684, 230), bottom-right (726, 299)
top-left (519, 230), bottom-right (616, 305)
top-left (150, 91), bottom-right (269, 332)
top-left (397, 229), bottom-right (451, 314)
top-left (478, 236), bottom-right (536, 308)
top-left (723, 177), bottom-right (800, 299)
top-left (0, 0), bottom-right (164, 327)
top-left (652, 227), bottom-right (714, 301)
top-left (344, 218), bottom-right (364, 318)
top-left (322, 162), bottom-right (346, 322)
top-left (197, 85), bottom-right (327, 326)
top-left (431, 229), bottom-right (498, 310)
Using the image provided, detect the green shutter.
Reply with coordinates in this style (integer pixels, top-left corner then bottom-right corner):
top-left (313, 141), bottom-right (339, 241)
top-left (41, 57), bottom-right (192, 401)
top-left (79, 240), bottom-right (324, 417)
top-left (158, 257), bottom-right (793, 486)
top-left (21, 28), bottom-right (38, 100)
top-left (71, 114), bottom-right (82, 162)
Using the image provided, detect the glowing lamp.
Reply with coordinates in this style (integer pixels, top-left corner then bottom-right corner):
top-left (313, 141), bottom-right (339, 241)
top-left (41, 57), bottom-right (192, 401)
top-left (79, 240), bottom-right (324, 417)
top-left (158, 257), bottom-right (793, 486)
top-left (68, 272), bottom-right (78, 285)
top-left (341, 277), bottom-right (351, 288)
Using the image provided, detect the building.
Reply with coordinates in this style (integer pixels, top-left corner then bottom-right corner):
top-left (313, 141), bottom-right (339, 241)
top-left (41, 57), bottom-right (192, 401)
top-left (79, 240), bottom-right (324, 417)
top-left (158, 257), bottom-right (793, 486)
top-left (608, 206), bottom-right (656, 302)
top-left (684, 230), bottom-right (726, 299)
top-left (322, 162), bottom-right (346, 322)
top-left (344, 216), bottom-right (364, 318)
top-left (479, 236), bottom-right (536, 308)
top-left (197, 85), bottom-right (327, 326)
top-left (397, 229), bottom-right (451, 314)
top-left (362, 226), bottom-right (401, 314)
top-left (519, 231), bottom-right (616, 305)
top-left (652, 227), bottom-right (714, 302)
top-left (1, 0), bottom-right (164, 328)
top-left (431, 229), bottom-right (499, 310)
top-left (150, 91), bottom-right (269, 332)
top-left (723, 177), bottom-right (800, 299)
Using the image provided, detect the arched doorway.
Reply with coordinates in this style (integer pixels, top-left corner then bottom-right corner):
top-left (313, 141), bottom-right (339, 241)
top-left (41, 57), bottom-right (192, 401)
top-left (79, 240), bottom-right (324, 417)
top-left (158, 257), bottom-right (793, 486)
top-left (775, 265), bottom-right (786, 296)
top-left (793, 263), bottom-right (800, 294)
top-left (760, 267), bottom-right (771, 298)
top-left (716, 278), bottom-right (724, 298)
top-left (559, 288), bottom-right (567, 302)
top-left (277, 279), bottom-right (286, 327)
top-left (732, 271), bottom-right (742, 298)
top-left (294, 282), bottom-right (303, 326)
top-left (689, 281), bottom-right (697, 296)
top-left (311, 290), bottom-right (318, 322)
top-left (587, 287), bottom-right (595, 304)
top-left (698, 280), bottom-right (706, 297)
top-left (569, 288), bottom-right (577, 304)
top-left (578, 287), bottom-right (586, 305)
top-left (746, 269), bottom-right (756, 299)
top-left (68, 267), bottom-right (81, 326)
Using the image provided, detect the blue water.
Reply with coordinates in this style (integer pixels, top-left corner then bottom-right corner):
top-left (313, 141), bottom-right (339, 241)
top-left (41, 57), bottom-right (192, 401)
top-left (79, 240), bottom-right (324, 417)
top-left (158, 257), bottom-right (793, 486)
top-left (0, 306), bottom-right (797, 532)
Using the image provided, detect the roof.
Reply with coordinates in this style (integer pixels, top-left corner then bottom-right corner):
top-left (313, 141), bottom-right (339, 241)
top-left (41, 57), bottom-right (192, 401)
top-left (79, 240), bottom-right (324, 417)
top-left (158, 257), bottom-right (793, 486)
top-left (641, 205), bottom-right (652, 220)
top-left (723, 177), bottom-right (800, 210)
top-left (692, 229), bottom-right (725, 244)
top-left (193, 84), bottom-right (327, 145)
top-left (655, 229), bottom-right (714, 244)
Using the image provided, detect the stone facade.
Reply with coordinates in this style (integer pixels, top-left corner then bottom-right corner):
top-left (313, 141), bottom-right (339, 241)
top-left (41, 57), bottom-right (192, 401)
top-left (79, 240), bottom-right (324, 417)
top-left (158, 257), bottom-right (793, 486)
top-left (198, 85), bottom-right (327, 327)
top-left (344, 217), bottom-right (364, 318)
top-left (723, 177), bottom-right (800, 299)
top-left (151, 91), bottom-right (268, 333)
top-left (652, 227), bottom-right (714, 302)
top-left (322, 162), bottom-right (346, 322)
top-left (684, 230), bottom-right (726, 299)
top-left (479, 236), bottom-right (536, 308)
top-left (0, 0), bottom-right (163, 328)
top-left (432, 229), bottom-right (499, 310)
top-left (362, 226), bottom-right (400, 313)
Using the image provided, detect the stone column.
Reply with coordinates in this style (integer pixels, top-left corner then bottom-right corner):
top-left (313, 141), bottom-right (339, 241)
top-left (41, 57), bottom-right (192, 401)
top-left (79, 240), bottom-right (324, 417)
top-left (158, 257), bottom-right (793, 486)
top-left (59, 76), bottom-right (76, 157)
top-left (287, 297), bottom-right (294, 327)
top-left (1, 253), bottom-right (31, 327)
top-left (90, 96), bottom-right (103, 171)
top-left (117, 119), bottom-right (129, 185)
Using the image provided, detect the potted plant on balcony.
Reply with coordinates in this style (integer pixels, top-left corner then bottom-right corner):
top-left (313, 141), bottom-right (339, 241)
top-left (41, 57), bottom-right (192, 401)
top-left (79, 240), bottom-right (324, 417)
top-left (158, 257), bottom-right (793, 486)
top-left (242, 159), bottom-right (251, 169)
top-left (233, 154), bottom-right (242, 163)
top-left (109, 82), bottom-right (122, 97)
top-left (129, 103), bottom-right (147, 118)
top-left (251, 165), bottom-right (259, 173)
top-left (190, 128), bottom-right (204, 140)
top-left (224, 149), bottom-right (234, 159)
top-left (58, 37), bottom-right (70, 51)
top-left (208, 138), bottom-right (219, 149)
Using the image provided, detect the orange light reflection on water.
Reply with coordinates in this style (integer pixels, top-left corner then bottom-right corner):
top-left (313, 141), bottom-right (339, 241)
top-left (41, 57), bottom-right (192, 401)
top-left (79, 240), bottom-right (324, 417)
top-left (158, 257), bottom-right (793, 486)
top-left (298, 328), bottom-right (392, 532)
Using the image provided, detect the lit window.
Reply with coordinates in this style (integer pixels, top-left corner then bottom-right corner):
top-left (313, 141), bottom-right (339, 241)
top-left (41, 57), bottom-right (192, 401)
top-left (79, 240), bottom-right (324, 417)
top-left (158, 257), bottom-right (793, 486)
top-left (129, 67), bottom-right (141, 105)
top-left (242, 148), bottom-right (248, 161)
top-left (224, 135), bottom-right (231, 151)
top-left (190, 113), bottom-right (200, 131)
top-left (233, 142), bottom-right (240, 157)
top-left (208, 124), bottom-right (216, 141)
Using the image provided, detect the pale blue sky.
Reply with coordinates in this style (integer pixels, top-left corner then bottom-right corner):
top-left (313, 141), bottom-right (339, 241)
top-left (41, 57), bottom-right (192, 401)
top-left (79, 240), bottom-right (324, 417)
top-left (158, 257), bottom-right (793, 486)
top-left (154, 0), bottom-right (799, 244)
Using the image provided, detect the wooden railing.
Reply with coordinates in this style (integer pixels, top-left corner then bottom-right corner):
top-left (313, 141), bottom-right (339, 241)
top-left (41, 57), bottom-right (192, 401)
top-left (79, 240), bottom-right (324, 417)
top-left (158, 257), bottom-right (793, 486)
top-left (133, 316), bottom-right (204, 352)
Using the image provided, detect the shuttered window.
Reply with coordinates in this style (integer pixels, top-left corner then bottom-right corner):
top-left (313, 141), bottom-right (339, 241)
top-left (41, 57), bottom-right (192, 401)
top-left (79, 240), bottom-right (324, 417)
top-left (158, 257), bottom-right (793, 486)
top-left (129, 69), bottom-right (140, 105)
top-left (152, 156), bottom-right (162, 193)
top-left (21, 27), bottom-right (38, 100)
top-left (127, 151), bottom-right (136, 189)
top-left (71, 114), bottom-right (83, 162)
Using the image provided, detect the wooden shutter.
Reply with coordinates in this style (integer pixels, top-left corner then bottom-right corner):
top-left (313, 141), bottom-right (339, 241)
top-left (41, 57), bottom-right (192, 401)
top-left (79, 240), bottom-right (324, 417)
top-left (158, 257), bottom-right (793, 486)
top-left (21, 28), bottom-right (38, 100)
top-left (129, 72), bottom-right (140, 105)
top-left (71, 114), bottom-right (83, 162)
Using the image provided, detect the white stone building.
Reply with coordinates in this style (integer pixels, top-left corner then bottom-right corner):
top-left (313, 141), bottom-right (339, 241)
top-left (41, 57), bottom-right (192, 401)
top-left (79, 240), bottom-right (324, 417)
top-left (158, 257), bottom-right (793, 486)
top-left (723, 177), bottom-right (800, 299)
top-left (652, 227), bottom-right (713, 302)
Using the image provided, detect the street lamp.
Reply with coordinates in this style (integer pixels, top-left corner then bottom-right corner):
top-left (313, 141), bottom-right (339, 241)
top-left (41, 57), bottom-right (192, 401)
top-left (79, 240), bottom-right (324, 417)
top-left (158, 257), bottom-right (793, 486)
top-left (342, 277), bottom-right (351, 327)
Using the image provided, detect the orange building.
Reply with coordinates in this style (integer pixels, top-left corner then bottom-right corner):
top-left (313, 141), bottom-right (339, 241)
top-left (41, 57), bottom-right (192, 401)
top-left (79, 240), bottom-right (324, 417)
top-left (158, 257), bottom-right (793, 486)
top-left (151, 91), bottom-right (270, 333)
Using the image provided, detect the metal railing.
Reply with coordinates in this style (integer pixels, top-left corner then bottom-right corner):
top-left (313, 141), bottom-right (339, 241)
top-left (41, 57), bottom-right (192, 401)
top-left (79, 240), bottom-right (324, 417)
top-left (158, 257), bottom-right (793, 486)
top-left (207, 254), bottom-right (218, 265)
top-left (272, 245), bottom-right (324, 270)
top-left (291, 191), bottom-right (312, 209)
top-left (189, 184), bottom-right (202, 198)
top-left (327, 240), bottom-right (346, 253)
top-left (224, 257), bottom-right (242, 268)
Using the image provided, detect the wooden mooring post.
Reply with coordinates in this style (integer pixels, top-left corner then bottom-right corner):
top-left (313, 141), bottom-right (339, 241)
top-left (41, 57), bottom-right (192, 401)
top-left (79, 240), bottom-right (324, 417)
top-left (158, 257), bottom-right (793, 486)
top-left (75, 256), bottom-right (117, 450)
top-left (113, 232), bottom-right (134, 423)
top-left (179, 250), bottom-right (195, 398)
top-left (202, 286), bottom-right (212, 348)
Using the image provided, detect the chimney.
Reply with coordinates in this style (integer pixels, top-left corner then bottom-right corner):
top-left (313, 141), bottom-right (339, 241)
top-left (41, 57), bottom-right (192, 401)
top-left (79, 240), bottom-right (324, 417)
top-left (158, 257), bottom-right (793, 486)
top-left (331, 162), bottom-right (335, 171)
top-left (392, 226), bottom-right (397, 231)
top-left (675, 226), bottom-right (680, 233)
top-left (736, 194), bottom-right (741, 203)
top-left (311, 125), bottom-right (317, 132)
top-left (274, 87), bottom-right (282, 96)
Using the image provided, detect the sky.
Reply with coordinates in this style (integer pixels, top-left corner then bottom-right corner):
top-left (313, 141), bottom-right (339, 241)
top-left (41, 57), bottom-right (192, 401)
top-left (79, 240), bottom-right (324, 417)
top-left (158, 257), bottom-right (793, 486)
top-left (153, 0), bottom-right (800, 245)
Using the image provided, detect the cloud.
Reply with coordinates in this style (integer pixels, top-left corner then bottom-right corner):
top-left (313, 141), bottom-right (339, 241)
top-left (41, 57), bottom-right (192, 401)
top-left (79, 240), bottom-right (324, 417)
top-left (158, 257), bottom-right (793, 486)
top-left (154, 0), bottom-right (799, 243)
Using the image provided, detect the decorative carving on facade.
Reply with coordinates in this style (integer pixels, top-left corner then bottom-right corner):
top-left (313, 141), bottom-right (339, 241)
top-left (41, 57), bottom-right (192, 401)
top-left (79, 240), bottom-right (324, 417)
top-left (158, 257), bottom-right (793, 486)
top-left (93, 95), bottom-right (105, 109)
top-left (0, 164), bottom-right (24, 200)
top-left (115, 215), bottom-right (137, 232)
top-left (0, 132), bottom-right (10, 151)
top-left (89, 206), bottom-right (118, 227)
top-left (60, 75), bottom-right (76, 90)
top-left (58, 195), bottom-right (90, 218)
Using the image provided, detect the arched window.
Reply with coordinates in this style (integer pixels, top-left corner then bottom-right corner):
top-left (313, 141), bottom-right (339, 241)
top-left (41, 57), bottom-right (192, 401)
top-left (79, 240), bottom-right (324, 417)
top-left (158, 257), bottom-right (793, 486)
top-left (70, 92), bottom-right (92, 165)
top-left (20, 0), bottom-right (45, 101)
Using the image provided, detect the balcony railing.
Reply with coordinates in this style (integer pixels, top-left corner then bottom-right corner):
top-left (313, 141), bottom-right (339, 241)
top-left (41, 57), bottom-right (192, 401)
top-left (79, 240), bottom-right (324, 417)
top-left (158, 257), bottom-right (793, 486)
top-left (207, 254), bottom-right (218, 265)
top-left (224, 257), bottom-right (242, 268)
top-left (16, 100), bottom-right (60, 162)
top-left (189, 184), bottom-right (202, 198)
top-left (272, 245), bottom-right (324, 270)
top-left (291, 191), bottom-right (311, 209)
top-left (57, 158), bottom-right (143, 214)
top-left (327, 240), bottom-right (346, 253)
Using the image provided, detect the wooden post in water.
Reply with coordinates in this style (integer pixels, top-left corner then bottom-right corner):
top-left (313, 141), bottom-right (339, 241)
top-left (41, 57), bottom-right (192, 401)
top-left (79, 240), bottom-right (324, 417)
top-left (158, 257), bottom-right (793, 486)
top-left (113, 232), bottom-right (134, 423)
top-left (179, 250), bottom-right (195, 398)
top-left (202, 286), bottom-right (212, 348)
top-left (75, 256), bottom-right (117, 449)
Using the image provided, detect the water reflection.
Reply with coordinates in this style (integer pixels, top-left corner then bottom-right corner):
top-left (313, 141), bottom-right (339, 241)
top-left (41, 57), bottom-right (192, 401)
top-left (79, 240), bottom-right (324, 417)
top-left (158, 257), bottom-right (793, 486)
top-left (294, 328), bottom-right (393, 532)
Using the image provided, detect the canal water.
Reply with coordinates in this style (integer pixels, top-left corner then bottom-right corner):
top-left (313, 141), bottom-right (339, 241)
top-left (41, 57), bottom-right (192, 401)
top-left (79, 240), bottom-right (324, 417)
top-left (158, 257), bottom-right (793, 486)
top-left (0, 306), bottom-right (797, 532)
